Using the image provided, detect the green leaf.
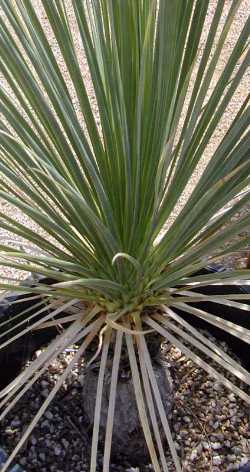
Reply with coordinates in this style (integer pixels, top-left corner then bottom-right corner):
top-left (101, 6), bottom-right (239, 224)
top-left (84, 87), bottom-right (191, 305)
top-left (0, 1), bottom-right (249, 470)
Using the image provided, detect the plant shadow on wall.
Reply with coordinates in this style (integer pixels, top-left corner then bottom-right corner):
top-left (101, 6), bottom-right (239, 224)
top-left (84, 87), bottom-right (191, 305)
top-left (0, 1), bottom-right (249, 471)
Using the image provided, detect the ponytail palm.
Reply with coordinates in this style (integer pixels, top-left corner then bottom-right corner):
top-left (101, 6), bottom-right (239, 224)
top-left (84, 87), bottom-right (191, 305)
top-left (0, 1), bottom-right (249, 470)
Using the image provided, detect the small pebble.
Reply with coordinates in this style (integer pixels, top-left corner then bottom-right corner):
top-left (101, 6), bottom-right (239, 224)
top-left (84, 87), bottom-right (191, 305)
top-left (190, 449), bottom-right (198, 461)
top-left (54, 446), bottom-right (61, 456)
top-left (45, 411), bottom-right (53, 420)
top-left (213, 456), bottom-right (223, 466)
top-left (211, 442), bottom-right (222, 450)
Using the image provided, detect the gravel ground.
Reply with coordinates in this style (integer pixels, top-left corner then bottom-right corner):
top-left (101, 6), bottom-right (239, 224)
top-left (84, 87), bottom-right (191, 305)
top-left (1, 331), bottom-right (249, 472)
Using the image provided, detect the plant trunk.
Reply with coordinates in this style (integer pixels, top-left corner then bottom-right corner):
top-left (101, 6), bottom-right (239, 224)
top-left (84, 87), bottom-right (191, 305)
top-left (82, 347), bottom-right (174, 465)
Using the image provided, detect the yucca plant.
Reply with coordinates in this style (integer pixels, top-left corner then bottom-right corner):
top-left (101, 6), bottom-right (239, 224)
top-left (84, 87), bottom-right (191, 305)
top-left (0, 0), bottom-right (249, 470)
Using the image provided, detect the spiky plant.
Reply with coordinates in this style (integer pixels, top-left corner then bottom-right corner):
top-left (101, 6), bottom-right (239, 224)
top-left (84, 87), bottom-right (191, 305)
top-left (0, 1), bottom-right (249, 470)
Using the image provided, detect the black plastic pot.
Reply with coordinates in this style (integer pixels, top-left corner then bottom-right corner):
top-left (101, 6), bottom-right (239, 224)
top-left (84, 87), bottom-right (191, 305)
top-left (0, 277), bottom-right (58, 389)
top-left (175, 266), bottom-right (250, 371)
top-left (0, 267), bottom-right (249, 391)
